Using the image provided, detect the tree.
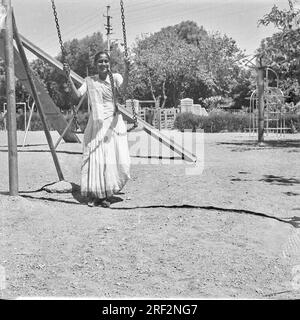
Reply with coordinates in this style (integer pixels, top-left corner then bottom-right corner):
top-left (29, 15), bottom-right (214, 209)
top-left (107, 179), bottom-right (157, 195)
top-left (130, 21), bottom-right (248, 109)
top-left (258, 0), bottom-right (300, 103)
top-left (131, 27), bottom-right (211, 107)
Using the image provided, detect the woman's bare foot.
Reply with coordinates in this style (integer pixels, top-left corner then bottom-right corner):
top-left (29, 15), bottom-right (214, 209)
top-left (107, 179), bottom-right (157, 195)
top-left (100, 199), bottom-right (111, 208)
top-left (87, 200), bottom-right (95, 207)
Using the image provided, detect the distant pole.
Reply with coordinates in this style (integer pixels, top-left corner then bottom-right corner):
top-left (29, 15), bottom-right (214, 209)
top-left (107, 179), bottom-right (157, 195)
top-left (256, 58), bottom-right (265, 143)
top-left (104, 5), bottom-right (112, 54)
top-left (3, 0), bottom-right (18, 196)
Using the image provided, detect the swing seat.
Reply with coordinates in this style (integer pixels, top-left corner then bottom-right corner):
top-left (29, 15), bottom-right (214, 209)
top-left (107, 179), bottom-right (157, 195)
top-left (127, 123), bottom-right (139, 133)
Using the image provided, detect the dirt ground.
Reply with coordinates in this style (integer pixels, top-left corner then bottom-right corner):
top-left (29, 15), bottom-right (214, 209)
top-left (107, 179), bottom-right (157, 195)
top-left (0, 129), bottom-right (300, 299)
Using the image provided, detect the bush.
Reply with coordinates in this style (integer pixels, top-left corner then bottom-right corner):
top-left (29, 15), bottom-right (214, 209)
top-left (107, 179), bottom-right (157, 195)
top-left (174, 111), bottom-right (250, 133)
top-left (175, 111), bottom-right (300, 133)
top-left (174, 112), bottom-right (202, 132)
top-left (284, 114), bottom-right (300, 132)
top-left (201, 111), bottom-right (250, 132)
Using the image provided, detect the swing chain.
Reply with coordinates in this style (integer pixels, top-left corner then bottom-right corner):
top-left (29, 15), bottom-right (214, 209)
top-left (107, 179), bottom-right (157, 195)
top-left (50, 0), bottom-right (67, 63)
top-left (130, 99), bottom-right (138, 128)
top-left (51, 0), bottom-right (80, 132)
top-left (72, 104), bottom-right (80, 132)
top-left (120, 0), bottom-right (128, 58)
top-left (120, 0), bottom-right (138, 129)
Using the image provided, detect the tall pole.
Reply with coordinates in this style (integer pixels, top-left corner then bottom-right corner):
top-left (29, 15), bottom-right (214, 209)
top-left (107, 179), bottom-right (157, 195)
top-left (256, 58), bottom-right (265, 143)
top-left (3, 0), bottom-right (18, 196)
top-left (12, 11), bottom-right (64, 181)
top-left (104, 5), bottom-right (112, 54)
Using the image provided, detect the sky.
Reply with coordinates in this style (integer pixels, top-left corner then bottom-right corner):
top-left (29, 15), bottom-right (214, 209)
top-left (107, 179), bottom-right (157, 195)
top-left (11, 0), bottom-right (291, 60)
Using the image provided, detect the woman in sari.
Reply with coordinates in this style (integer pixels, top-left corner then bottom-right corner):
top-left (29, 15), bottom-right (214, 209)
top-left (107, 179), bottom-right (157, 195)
top-left (64, 51), bottom-right (131, 207)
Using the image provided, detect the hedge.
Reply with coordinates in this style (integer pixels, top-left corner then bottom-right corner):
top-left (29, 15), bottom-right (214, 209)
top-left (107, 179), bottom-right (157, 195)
top-left (174, 111), bottom-right (300, 133)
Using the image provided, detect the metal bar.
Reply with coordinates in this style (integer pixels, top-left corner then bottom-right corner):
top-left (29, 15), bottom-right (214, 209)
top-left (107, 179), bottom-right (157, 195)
top-left (12, 11), bottom-right (64, 181)
top-left (54, 115), bottom-right (74, 150)
top-left (3, 0), bottom-right (18, 195)
top-left (0, 38), bottom-right (80, 143)
top-left (19, 33), bottom-right (83, 85)
top-left (256, 61), bottom-right (265, 143)
top-left (22, 101), bottom-right (35, 147)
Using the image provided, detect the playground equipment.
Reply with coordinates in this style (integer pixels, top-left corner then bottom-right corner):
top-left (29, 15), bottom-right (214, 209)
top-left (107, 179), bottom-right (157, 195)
top-left (248, 67), bottom-right (290, 137)
top-left (1, 0), bottom-right (196, 196)
top-left (48, 0), bottom-right (195, 157)
top-left (0, 35), bottom-right (80, 143)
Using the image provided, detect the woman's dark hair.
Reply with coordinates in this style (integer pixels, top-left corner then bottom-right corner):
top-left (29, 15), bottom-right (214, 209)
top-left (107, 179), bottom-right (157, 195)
top-left (94, 51), bottom-right (110, 65)
top-left (93, 50), bottom-right (116, 105)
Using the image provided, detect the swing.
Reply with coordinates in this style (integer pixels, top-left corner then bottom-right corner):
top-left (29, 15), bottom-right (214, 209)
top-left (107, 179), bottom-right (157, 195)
top-left (50, 0), bottom-right (138, 133)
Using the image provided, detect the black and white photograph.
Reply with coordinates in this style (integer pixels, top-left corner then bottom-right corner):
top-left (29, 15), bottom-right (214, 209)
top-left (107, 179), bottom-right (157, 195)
top-left (0, 0), bottom-right (300, 304)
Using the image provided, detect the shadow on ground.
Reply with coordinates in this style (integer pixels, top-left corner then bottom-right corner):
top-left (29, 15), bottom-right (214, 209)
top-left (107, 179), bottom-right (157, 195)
top-left (260, 175), bottom-right (300, 186)
top-left (2, 190), bottom-right (299, 229)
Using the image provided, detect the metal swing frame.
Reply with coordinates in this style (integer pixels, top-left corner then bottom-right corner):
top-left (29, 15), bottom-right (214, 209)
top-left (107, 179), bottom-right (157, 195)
top-left (47, 0), bottom-right (196, 162)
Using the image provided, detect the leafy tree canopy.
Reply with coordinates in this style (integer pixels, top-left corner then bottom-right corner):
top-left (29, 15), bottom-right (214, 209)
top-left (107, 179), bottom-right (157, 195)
top-left (131, 20), bottom-right (249, 108)
top-left (258, 0), bottom-right (300, 103)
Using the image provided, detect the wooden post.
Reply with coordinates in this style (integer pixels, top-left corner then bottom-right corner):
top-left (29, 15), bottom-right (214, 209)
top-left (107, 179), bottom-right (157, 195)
top-left (256, 59), bottom-right (265, 143)
top-left (12, 12), bottom-right (64, 181)
top-left (3, 0), bottom-right (18, 195)
top-left (158, 108), bottom-right (161, 131)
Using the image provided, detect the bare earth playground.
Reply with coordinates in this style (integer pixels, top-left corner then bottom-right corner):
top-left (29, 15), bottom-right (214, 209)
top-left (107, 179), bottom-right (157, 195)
top-left (1, 130), bottom-right (299, 298)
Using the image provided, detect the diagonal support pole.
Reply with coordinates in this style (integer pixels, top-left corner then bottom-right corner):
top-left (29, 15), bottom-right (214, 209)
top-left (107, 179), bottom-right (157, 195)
top-left (22, 101), bottom-right (35, 147)
top-left (12, 11), bottom-right (64, 181)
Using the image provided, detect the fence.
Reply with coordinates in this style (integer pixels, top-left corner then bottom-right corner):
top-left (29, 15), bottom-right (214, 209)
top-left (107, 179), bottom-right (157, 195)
top-left (139, 107), bottom-right (180, 130)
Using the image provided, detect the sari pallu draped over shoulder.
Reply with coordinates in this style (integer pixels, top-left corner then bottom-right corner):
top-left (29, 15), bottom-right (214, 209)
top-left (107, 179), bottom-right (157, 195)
top-left (80, 75), bottom-right (131, 200)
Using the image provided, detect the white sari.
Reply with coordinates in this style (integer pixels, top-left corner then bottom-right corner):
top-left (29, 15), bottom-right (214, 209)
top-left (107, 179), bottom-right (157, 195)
top-left (79, 73), bottom-right (131, 199)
